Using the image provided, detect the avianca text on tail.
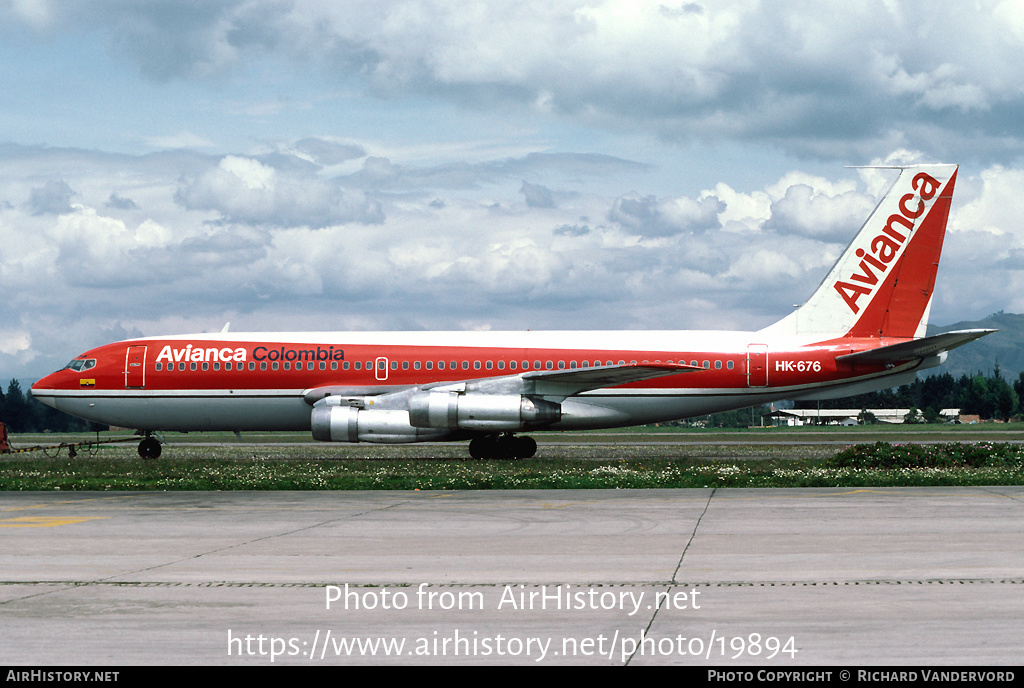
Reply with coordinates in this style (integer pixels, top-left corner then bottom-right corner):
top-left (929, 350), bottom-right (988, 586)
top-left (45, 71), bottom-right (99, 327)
top-left (832, 170), bottom-right (944, 315)
top-left (32, 164), bottom-right (994, 460)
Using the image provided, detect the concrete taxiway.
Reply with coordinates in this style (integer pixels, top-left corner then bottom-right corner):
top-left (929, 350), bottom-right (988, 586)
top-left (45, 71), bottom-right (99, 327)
top-left (1, 487), bottom-right (1022, 665)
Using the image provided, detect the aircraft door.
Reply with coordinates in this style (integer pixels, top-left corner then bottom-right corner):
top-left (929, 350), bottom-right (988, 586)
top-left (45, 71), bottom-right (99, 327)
top-left (125, 345), bottom-right (147, 388)
top-left (746, 344), bottom-right (768, 387)
top-left (375, 356), bottom-right (389, 381)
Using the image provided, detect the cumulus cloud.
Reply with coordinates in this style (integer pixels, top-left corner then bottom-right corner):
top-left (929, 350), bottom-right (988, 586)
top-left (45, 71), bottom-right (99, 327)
top-left (174, 155), bottom-right (385, 227)
top-left (763, 184), bottom-right (876, 240)
top-left (952, 165), bottom-right (1024, 239)
top-left (0, 328), bottom-right (31, 356)
top-left (609, 192), bottom-right (724, 237)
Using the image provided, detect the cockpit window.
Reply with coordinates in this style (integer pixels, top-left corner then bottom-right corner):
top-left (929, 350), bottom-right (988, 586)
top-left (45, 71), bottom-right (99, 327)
top-left (63, 358), bottom-right (97, 372)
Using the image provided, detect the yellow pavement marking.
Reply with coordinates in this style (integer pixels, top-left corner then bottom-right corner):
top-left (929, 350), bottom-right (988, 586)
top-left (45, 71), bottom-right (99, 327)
top-left (0, 516), bottom-right (108, 528)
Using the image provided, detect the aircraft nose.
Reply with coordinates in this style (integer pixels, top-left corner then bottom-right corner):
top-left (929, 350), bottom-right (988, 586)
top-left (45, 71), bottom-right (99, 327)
top-left (30, 374), bottom-right (58, 410)
top-left (31, 375), bottom-right (50, 394)
top-left (32, 370), bottom-right (64, 396)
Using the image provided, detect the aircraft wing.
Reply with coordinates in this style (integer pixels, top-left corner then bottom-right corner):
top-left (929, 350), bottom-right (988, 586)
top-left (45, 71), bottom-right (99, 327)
top-left (420, 361), bottom-right (702, 399)
top-left (519, 362), bottom-right (701, 394)
top-left (836, 329), bottom-right (996, 365)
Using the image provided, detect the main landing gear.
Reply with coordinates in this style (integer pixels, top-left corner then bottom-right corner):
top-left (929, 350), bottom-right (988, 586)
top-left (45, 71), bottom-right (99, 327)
top-left (468, 433), bottom-right (537, 460)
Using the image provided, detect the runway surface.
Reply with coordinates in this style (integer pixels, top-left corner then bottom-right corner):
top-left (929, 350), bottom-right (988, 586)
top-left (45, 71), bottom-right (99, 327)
top-left (2, 487), bottom-right (1022, 665)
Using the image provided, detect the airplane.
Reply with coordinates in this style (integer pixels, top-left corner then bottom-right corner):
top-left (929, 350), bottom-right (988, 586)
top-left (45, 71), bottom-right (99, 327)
top-left (31, 163), bottom-right (994, 460)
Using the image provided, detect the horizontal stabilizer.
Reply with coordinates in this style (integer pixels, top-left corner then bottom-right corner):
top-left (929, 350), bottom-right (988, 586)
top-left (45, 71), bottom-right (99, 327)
top-left (836, 329), bottom-right (996, 365)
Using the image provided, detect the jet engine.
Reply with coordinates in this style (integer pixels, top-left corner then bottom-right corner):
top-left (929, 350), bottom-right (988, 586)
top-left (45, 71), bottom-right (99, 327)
top-left (408, 391), bottom-right (561, 431)
top-left (310, 405), bottom-right (452, 444)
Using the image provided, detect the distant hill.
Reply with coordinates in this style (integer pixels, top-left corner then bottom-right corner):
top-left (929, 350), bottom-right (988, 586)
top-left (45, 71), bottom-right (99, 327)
top-left (928, 311), bottom-right (1024, 380)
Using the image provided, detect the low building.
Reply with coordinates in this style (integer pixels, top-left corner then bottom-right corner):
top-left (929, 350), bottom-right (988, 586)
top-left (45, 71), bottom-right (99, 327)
top-left (766, 408), bottom-right (961, 426)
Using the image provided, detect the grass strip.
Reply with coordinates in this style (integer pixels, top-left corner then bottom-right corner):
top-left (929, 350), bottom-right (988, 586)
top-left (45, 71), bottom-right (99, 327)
top-left (2, 442), bottom-right (1023, 490)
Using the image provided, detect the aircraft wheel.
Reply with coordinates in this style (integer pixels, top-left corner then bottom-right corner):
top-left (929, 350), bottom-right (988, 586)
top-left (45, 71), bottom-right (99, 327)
top-left (515, 436), bottom-right (537, 459)
top-left (138, 437), bottom-right (162, 460)
top-left (469, 437), bottom-right (486, 459)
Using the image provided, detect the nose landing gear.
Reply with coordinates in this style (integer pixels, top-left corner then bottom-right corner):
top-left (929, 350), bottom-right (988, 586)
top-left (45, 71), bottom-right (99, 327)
top-left (137, 435), bottom-right (162, 460)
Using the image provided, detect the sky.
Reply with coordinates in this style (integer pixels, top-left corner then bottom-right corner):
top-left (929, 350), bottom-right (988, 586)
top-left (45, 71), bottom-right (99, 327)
top-left (3, 0), bottom-right (1024, 381)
